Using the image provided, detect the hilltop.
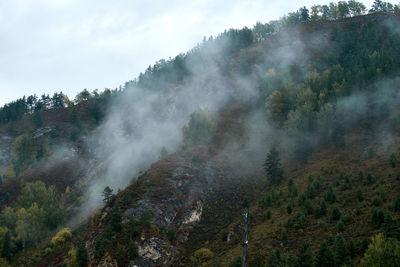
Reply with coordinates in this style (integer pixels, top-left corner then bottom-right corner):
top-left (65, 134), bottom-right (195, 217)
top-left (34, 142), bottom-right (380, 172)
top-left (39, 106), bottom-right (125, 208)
top-left (1, 2), bottom-right (400, 266)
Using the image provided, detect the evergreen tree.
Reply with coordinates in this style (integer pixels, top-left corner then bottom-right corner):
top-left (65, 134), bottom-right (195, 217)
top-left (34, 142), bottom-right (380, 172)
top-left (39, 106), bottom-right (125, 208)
top-left (76, 243), bottom-right (88, 267)
top-left (1, 230), bottom-right (11, 260)
top-left (300, 6), bottom-right (310, 21)
top-left (129, 239), bottom-right (139, 259)
top-left (110, 207), bottom-right (122, 233)
top-left (315, 241), bottom-right (335, 267)
top-left (102, 186), bottom-right (114, 204)
top-left (264, 148), bottom-right (284, 184)
top-left (297, 242), bottom-right (313, 267)
top-left (334, 235), bottom-right (348, 265)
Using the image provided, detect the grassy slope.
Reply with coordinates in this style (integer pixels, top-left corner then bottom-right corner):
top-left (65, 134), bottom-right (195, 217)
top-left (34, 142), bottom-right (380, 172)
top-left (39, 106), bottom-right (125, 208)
top-left (173, 129), bottom-right (400, 266)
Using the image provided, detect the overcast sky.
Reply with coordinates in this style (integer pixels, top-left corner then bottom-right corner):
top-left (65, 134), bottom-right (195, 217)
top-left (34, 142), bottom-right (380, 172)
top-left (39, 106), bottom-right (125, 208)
top-left (0, 0), bottom-right (378, 105)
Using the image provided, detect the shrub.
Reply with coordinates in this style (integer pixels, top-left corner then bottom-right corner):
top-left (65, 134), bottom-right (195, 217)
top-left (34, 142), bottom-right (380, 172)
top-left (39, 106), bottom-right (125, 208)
top-left (76, 243), bottom-right (89, 267)
top-left (371, 209), bottom-right (384, 228)
top-left (395, 195), bottom-right (400, 212)
top-left (356, 187), bottom-right (364, 202)
top-left (182, 109), bottom-right (217, 147)
top-left (330, 205), bottom-right (341, 221)
top-left (336, 219), bottom-right (344, 233)
top-left (51, 228), bottom-right (72, 247)
top-left (391, 153), bottom-right (397, 168)
top-left (281, 228), bottom-right (288, 240)
top-left (191, 248), bottom-right (214, 266)
top-left (229, 256), bottom-right (242, 267)
top-left (297, 242), bottom-right (313, 267)
top-left (324, 185), bottom-right (337, 203)
top-left (314, 241), bottom-right (335, 267)
top-left (167, 228), bottom-right (176, 243)
top-left (128, 240), bottom-right (139, 259)
top-left (360, 233), bottom-right (400, 267)
top-left (287, 201), bottom-right (293, 214)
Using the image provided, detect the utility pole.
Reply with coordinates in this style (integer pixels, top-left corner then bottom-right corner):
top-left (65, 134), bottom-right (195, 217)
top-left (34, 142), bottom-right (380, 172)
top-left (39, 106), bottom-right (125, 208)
top-left (242, 199), bottom-right (249, 267)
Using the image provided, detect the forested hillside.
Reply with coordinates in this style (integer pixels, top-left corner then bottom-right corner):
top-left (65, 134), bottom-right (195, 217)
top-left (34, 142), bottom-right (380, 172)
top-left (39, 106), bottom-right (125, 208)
top-left (1, 1), bottom-right (400, 266)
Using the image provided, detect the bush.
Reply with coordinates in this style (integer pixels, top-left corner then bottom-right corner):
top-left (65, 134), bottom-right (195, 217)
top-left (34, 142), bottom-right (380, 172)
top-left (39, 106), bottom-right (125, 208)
top-left (229, 256), bottom-right (242, 267)
top-left (360, 233), bottom-right (400, 267)
top-left (129, 240), bottom-right (139, 259)
top-left (330, 204), bottom-right (341, 221)
top-left (395, 195), bottom-right (400, 213)
top-left (336, 219), bottom-right (344, 233)
top-left (371, 209), bottom-right (384, 228)
top-left (314, 241), bottom-right (335, 267)
top-left (391, 153), bottom-right (397, 168)
top-left (182, 109), bottom-right (217, 147)
top-left (51, 228), bottom-right (72, 247)
top-left (76, 243), bottom-right (88, 267)
top-left (297, 242), bottom-right (313, 267)
top-left (324, 185), bottom-right (337, 203)
top-left (356, 187), bottom-right (364, 202)
top-left (167, 228), bottom-right (176, 243)
top-left (221, 229), bottom-right (228, 242)
top-left (191, 248), bottom-right (214, 266)
top-left (281, 228), bottom-right (288, 240)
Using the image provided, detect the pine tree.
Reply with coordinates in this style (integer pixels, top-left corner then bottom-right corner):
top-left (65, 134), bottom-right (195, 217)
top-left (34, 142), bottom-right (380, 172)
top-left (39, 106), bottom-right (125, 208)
top-left (315, 241), bottom-right (335, 267)
top-left (334, 235), bottom-right (348, 265)
top-left (110, 207), bottom-right (122, 233)
top-left (102, 186), bottom-right (114, 204)
top-left (129, 239), bottom-right (139, 259)
top-left (297, 242), bottom-right (313, 267)
top-left (76, 243), bottom-right (88, 267)
top-left (264, 148), bottom-right (284, 184)
top-left (1, 230), bottom-right (11, 260)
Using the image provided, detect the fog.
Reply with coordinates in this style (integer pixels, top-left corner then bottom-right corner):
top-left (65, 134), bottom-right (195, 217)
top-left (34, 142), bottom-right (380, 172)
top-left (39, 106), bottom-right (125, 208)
top-left (72, 10), bottom-right (400, 223)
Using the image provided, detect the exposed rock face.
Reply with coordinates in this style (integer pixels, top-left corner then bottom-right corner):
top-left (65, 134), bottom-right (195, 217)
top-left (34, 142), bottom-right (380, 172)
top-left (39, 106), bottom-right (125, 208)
top-left (88, 149), bottom-right (226, 266)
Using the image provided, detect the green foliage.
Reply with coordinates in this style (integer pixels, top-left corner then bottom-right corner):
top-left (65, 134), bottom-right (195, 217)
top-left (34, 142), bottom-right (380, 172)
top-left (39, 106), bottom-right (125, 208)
top-left (330, 204), bottom-right (341, 221)
top-left (102, 186), bottom-right (114, 204)
top-left (336, 219), bottom-right (344, 233)
top-left (51, 228), bottom-right (72, 247)
top-left (334, 235), bottom-right (349, 265)
top-left (1, 229), bottom-right (11, 260)
top-left (264, 148), bottom-right (284, 184)
top-left (128, 240), bottom-right (138, 260)
top-left (391, 153), bottom-right (397, 168)
top-left (296, 211), bottom-right (305, 229)
top-left (395, 195), bottom-right (400, 213)
top-left (347, 238), bottom-right (356, 257)
top-left (356, 187), bottom-right (364, 202)
top-left (182, 109), bottom-right (217, 147)
top-left (267, 249), bottom-right (296, 267)
top-left (139, 212), bottom-right (152, 228)
top-left (167, 228), bottom-right (176, 243)
top-left (229, 256), bottom-right (242, 267)
top-left (220, 229), bottom-right (228, 242)
top-left (324, 185), bottom-right (337, 203)
top-left (76, 243), bottom-right (88, 267)
top-left (281, 228), bottom-right (288, 240)
top-left (371, 209), bottom-right (384, 227)
top-left (360, 233), bottom-right (400, 267)
top-left (109, 207), bottom-right (122, 233)
top-left (287, 201), bottom-right (293, 214)
top-left (32, 111), bottom-right (42, 127)
top-left (12, 134), bottom-right (33, 173)
top-left (315, 241), bottom-right (335, 267)
top-left (191, 248), bottom-right (214, 266)
top-left (115, 244), bottom-right (129, 267)
top-left (297, 242), bottom-right (313, 267)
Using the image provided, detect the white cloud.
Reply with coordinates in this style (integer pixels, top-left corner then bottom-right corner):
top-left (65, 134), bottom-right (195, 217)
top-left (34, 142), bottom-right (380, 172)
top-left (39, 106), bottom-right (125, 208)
top-left (0, 0), bottom-right (378, 105)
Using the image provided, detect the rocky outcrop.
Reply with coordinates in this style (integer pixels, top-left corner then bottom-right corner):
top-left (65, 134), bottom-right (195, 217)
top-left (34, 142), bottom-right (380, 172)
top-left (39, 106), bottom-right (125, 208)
top-left (87, 149), bottom-right (227, 266)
